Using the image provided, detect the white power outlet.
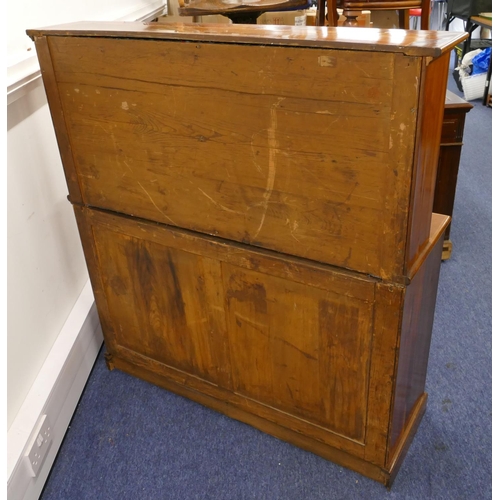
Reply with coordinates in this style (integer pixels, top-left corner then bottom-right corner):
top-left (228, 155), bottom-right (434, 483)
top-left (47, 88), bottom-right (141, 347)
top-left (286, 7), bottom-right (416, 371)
top-left (24, 414), bottom-right (53, 477)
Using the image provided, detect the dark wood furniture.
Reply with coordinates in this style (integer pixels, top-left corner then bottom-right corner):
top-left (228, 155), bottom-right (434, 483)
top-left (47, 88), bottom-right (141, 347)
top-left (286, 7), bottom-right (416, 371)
top-left (316, 0), bottom-right (431, 28)
top-left (27, 22), bottom-right (467, 486)
top-left (434, 90), bottom-right (473, 259)
top-left (177, 0), bottom-right (309, 24)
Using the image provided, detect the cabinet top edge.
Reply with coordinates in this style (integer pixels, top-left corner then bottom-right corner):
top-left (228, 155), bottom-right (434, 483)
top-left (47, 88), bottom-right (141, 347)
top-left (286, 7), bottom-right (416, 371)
top-left (26, 22), bottom-right (468, 57)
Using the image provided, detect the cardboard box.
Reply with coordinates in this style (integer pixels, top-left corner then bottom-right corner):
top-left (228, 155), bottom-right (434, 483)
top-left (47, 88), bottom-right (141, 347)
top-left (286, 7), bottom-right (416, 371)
top-left (257, 10), bottom-right (307, 26)
top-left (306, 10), bottom-right (316, 26)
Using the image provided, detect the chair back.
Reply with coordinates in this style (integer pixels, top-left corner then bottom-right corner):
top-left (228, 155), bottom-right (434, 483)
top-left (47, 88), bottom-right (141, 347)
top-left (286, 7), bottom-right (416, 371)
top-left (316, 0), bottom-right (431, 29)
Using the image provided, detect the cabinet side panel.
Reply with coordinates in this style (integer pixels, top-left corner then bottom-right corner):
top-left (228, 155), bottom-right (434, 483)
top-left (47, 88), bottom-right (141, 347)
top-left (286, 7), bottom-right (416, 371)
top-left (363, 282), bottom-right (404, 466)
top-left (389, 228), bottom-right (445, 453)
top-left (33, 36), bottom-right (83, 204)
top-left (406, 53), bottom-right (451, 271)
top-left (47, 36), bottom-right (414, 278)
top-left (73, 206), bottom-right (118, 348)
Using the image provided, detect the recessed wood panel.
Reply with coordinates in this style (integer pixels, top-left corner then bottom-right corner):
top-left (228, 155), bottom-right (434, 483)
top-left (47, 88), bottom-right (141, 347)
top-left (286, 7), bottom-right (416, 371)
top-left (223, 263), bottom-right (375, 442)
top-left (92, 224), bottom-right (233, 389)
top-left (390, 226), bottom-right (445, 452)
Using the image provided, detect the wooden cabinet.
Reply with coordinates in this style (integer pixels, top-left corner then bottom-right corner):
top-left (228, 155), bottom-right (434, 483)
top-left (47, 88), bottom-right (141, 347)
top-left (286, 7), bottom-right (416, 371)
top-left (434, 90), bottom-right (473, 259)
top-left (27, 22), bottom-right (467, 486)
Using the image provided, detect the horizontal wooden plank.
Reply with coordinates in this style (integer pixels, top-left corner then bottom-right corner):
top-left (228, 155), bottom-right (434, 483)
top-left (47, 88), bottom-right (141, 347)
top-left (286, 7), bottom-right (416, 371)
top-left (85, 206), bottom-right (378, 298)
top-left (27, 21), bottom-right (469, 57)
top-left (110, 349), bottom-right (379, 463)
top-left (49, 37), bottom-right (395, 103)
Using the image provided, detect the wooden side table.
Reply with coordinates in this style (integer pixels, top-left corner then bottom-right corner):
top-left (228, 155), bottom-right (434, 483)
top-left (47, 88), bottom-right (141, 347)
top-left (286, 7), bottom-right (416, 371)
top-left (177, 0), bottom-right (309, 23)
top-left (434, 90), bottom-right (473, 260)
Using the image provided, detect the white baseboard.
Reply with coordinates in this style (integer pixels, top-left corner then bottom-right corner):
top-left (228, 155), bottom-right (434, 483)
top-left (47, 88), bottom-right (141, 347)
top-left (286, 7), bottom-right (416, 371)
top-left (7, 280), bottom-right (104, 500)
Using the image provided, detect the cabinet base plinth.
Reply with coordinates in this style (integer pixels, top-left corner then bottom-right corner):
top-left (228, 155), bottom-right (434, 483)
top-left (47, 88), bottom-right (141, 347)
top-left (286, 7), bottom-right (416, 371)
top-left (108, 351), bottom-right (427, 487)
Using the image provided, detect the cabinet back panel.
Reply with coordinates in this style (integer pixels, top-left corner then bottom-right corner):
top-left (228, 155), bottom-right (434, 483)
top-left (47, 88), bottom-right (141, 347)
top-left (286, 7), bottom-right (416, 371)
top-left (223, 263), bottom-right (373, 442)
top-left (93, 225), bottom-right (233, 388)
top-left (88, 208), bottom-right (377, 445)
top-left (49, 36), bottom-right (420, 279)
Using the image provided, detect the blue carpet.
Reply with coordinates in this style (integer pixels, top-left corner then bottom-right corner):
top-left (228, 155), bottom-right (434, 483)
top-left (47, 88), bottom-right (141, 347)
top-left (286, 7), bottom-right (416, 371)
top-left (39, 75), bottom-right (492, 499)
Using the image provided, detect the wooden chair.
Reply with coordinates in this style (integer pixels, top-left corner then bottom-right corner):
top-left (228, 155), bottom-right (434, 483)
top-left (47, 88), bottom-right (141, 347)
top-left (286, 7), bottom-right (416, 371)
top-left (316, 0), bottom-right (431, 29)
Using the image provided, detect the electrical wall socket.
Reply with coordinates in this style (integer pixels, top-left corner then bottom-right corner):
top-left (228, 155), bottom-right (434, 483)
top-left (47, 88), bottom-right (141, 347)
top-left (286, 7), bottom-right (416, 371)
top-left (24, 414), bottom-right (53, 477)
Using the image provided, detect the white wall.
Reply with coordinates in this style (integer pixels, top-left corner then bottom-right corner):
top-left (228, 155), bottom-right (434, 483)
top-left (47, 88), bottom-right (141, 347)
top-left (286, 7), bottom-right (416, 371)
top-left (6, 0), bottom-right (166, 440)
top-left (7, 79), bottom-right (89, 430)
top-left (8, 0), bottom-right (166, 63)
top-left (7, 2), bottom-right (166, 499)
top-left (8, 0), bottom-right (168, 92)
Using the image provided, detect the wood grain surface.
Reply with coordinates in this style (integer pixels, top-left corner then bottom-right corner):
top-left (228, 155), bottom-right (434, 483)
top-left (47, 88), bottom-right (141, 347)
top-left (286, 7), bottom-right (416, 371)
top-left (49, 35), bottom-right (425, 280)
top-left (29, 23), bottom-right (457, 485)
top-left (405, 53), bottom-right (450, 272)
top-left (27, 21), bottom-right (468, 58)
top-left (390, 216), bottom-right (446, 453)
top-left (82, 206), bottom-right (379, 451)
top-left (433, 91), bottom-right (473, 246)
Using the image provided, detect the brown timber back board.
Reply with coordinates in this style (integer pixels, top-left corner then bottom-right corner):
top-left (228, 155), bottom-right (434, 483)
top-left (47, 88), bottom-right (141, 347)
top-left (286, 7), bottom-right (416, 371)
top-left (27, 22), bottom-right (465, 485)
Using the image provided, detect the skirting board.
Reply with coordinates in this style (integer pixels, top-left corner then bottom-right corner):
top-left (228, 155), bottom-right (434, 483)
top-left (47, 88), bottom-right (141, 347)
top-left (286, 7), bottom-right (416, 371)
top-left (7, 280), bottom-right (104, 500)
